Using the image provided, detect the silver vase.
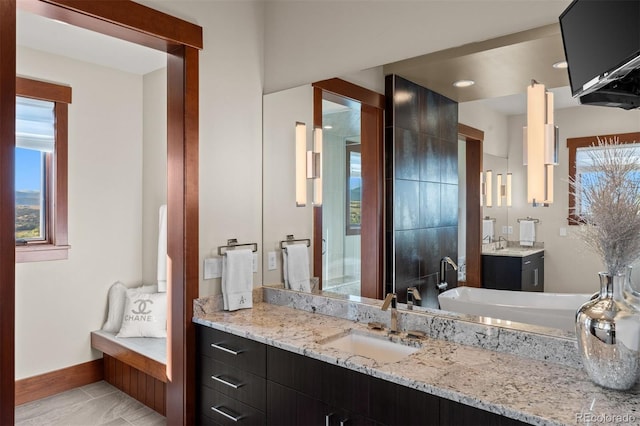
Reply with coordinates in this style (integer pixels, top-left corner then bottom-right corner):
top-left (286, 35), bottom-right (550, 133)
top-left (576, 270), bottom-right (640, 390)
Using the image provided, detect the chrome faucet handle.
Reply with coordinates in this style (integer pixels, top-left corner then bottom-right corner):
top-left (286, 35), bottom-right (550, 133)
top-left (381, 293), bottom-right (396, 311)
top-left (406, 287), bottom-right (421, 310)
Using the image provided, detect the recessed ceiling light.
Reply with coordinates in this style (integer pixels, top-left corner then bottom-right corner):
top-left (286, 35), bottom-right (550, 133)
top-left (552, 61), bottom-right (568, 69)
top-left (453, 80), bottom-right (475, 88)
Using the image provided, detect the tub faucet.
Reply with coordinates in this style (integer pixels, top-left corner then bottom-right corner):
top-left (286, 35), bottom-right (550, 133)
top-left (406, 287), bottom-right (421, 310)
top-left (438, 256), bottom-right (458, 291)
top-left (381, 293), bottom-right (398, 333)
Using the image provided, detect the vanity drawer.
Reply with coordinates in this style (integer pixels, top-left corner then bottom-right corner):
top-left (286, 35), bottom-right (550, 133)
top-left (197, 325), bottom-right (266, 377)
top-left (199, 386), bottom-right (265, 426)
top-left (199, 356), bottom-right (266, 412)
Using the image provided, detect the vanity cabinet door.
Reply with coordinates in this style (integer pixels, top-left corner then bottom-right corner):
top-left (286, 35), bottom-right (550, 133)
top-left (521, 253), bottom-right (544, 292)
top-left (482, 255), bottom-right (522, 290)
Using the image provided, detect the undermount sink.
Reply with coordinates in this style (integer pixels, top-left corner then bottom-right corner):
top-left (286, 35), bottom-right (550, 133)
top-left (319, 330), bottom-right (420, 363)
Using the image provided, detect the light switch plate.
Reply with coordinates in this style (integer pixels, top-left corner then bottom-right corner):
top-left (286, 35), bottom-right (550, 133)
top-left (507, 226), bottom-right (513, 235)
top-left (268, 251), bottom-right (277, 271)
top-left (559, 227), bottom-right (567, 237)
top-left (204, 257), bottom-right (222, 279)
top-left (502, 225), bottom-right (508, 234)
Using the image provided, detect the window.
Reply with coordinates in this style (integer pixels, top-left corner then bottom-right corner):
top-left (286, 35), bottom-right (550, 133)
top-left (567, 132), bottom-right (640, 224)
top-left (15, 77), bottom-right (71, 262)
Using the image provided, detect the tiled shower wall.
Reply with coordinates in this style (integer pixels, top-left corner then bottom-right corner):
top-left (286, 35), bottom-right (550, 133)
top-left (385, 75), bottom-right (459, 309)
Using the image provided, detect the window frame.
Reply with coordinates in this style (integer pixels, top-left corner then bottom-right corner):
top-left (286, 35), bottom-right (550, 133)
top-left (567, 131), bottom-right (640, 225)
top-left (16, 77), bottom-right (71, 262)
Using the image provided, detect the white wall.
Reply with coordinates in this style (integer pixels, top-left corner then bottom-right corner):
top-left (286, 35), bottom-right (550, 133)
top-left (507, 106), bottom-right (640, 294)
top-left (16, 46), bottom-right (144, 379)
top-left (142, 68), bottom-right (167, 284)
top-left (138, 1), bottom-right (266, 297)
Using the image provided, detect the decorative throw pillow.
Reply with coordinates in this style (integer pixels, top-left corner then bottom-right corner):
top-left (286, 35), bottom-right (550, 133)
top-left (102, 282), bottom-right (159, 333)
top-left (116, 290), bottom-right (167, 338)
top-left (101, 281), bottom-right (127, 333)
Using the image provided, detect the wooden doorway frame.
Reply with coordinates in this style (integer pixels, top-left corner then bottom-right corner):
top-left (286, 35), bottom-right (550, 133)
top-left (311, 78), bottom-right (385, 299)
top-left (2, 2), bottom-right (201, 424)
top-left (458, 123), bottom-right (484, 288)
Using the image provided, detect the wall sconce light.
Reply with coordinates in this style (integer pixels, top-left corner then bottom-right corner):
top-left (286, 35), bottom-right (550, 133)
top-left (506, 173), bottom-right (512, 207)
top-left (295, 122), bottom-right (307, 207)
top-left (496, 173), bottom-right (512, 207)
top-left (312, 127), bottom-right (323, 206)
top-left (295, 122), bottom-right (322, 207)
top-left (523, 80), bottom-right (558, 207)
top-left (480, 170), bottom-right (493, 207)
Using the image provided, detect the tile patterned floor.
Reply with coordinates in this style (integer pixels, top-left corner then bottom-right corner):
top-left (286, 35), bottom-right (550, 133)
top-left (15, 381), bottom-right (166, 426)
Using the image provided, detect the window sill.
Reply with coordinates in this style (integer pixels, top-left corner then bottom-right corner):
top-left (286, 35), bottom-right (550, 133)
top-left (16, 244), bottom-right (70, 263)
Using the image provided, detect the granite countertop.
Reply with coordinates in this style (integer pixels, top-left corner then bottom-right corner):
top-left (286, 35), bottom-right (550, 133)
top-left (194, 302), bottom-right (640, 426)
top-left (481, 245), bottom-right (544, 258)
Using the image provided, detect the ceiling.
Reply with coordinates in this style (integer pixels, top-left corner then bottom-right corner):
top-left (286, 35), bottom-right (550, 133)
top-left (384, 23), bottom-right (580, 116)
top-left (17, 9), bottom-right (165, 75)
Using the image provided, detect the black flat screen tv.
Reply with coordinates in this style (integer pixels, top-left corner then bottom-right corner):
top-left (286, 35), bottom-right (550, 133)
top-left (559, 0), bottom-right (640, 97)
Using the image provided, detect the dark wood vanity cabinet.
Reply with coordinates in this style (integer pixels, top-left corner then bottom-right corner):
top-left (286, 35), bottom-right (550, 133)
top-left (196, 326), bottom-right (267, 425)
top-left (196, 325), bottom-right (529, 426)
top-left (482, 251), bottom-right (544, 292)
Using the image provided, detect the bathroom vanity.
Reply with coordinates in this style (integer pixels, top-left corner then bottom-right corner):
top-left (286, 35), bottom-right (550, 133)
top-left (195, 324), bottom-right (526, 425)
top-left (193, 288), bottom-right (640, 426)
top-left (481, 247), bottom-right (544, 292)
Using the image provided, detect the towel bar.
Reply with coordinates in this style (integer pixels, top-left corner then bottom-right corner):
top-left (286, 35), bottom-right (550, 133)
top-left (218, 238), bottom-right (258, 256)
top-left (279, 234), bottom-right (311, 249)
top-left (517, 217), bottom-right (540, 223)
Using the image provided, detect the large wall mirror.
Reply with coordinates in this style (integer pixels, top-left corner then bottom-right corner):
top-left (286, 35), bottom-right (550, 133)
top-left (262, 23), bottom-right (640, 342)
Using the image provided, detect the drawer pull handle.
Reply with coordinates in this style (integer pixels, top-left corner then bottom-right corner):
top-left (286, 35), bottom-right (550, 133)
top-left (212, 374), bottom-right (243, 389)
top-left (211, 342), bottom-right (243, 355)
top-left (524, 260), bottom-right (532, 265)
top-left (340, 419), bottom-right (350, 426)
top-left (211, 405), bottom-right (242, 422)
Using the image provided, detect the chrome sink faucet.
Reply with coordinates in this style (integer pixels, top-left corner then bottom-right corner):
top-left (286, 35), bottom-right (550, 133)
top-left (381, 293), bottom-right (398, 334)
top-left (406, 287), bottom-right (421, 310)
top-left (438, 256), bottom-right (458, 291)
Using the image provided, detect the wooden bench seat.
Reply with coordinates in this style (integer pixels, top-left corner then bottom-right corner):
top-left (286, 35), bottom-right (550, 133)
top-left (91, 330), bottom-right (167, 414)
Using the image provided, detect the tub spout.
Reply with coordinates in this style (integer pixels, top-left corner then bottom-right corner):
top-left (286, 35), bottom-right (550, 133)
top-left (438, 256), bottom-right (458, 291)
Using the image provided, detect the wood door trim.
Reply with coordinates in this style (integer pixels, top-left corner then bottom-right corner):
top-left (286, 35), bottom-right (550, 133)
top-left (458, 123), bottom-right (483, 288)
top-left (0, 1), bottom-right (16, 421)
top-left (7, 2), bottom-right (201, 423)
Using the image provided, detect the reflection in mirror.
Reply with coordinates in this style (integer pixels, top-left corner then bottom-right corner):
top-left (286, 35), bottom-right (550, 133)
top-left (481, 153), bottom-right (509, 247)
top-left (321, 98), bottom-right (362, 296)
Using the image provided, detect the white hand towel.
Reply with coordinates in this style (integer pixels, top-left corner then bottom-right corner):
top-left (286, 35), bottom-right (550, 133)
top-left (519, 220), bottom-right (535, 247)
top-left (482, 220), bottom-right (494, 242)
top-left (222, 249), bottom-right (253, 311)
top-left (157, 204), bottom-right (167, 292)
top-left (282, 244), bottom-right (311, 292)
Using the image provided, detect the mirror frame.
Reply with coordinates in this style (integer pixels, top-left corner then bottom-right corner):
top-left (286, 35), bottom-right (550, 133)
top-left (2, 1), bottom-right (201, 423)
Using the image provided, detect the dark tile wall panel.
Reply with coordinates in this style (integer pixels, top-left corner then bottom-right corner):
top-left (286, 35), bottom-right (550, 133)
top-left (385, 75), bottom-right (458, 308)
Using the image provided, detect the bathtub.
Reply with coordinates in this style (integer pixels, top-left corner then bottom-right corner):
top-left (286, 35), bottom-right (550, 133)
top-left (438, 287), bottom-right (593, 332)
